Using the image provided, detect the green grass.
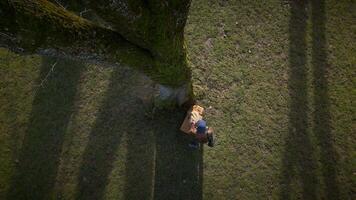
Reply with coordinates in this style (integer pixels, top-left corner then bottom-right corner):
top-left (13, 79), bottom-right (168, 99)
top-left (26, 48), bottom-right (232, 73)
top-left (0, 0), bottom-right (355, 199)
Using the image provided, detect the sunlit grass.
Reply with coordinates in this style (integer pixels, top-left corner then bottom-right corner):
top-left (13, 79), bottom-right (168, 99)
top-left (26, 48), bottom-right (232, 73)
top-left (0, 0), bottom-right (355, 199)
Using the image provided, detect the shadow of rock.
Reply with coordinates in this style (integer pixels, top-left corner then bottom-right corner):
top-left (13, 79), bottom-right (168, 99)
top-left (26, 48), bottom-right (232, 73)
top-left (6, 57), bottom-right (84, 200)
top-left (76, 66), bottom-right (203, 200)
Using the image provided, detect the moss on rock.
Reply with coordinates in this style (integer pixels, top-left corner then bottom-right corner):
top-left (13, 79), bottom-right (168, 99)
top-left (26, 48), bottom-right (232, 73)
top-left (0, 0), bottom-right (192, 88)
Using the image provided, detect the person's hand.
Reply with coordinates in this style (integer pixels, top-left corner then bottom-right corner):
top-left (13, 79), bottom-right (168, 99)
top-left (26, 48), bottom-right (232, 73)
top-left (207, 127), bottom-right (213, 135)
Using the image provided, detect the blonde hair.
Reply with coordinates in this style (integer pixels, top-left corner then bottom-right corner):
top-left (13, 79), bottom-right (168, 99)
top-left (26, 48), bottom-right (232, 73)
top-left (192, 105), bottom-right (204, 115)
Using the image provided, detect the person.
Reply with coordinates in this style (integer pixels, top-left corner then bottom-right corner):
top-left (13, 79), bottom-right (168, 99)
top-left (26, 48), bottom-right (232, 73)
top-left (188, 119), bottom-right (214, 149)
top-left (179, 104), bottom-right (214, 149)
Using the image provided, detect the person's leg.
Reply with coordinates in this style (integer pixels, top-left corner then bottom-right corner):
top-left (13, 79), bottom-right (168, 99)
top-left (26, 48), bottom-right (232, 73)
top-left (207, 133), bottom-right (214, 147)
top-left (188, 139), bottom-right (199, 149)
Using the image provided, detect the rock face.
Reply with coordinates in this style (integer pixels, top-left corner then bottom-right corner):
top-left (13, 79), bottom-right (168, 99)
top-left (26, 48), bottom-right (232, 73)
top-left (0, 0), bottom-right (194, 104)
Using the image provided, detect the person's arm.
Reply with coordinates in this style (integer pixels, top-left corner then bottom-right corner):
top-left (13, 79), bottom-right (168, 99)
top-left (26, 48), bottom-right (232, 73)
top-left (190, 122), bottom-right (197, 134)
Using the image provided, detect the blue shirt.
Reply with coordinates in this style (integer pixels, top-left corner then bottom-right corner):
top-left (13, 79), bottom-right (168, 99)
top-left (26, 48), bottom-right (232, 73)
top-left (196, 120), bottom-right (206, 134)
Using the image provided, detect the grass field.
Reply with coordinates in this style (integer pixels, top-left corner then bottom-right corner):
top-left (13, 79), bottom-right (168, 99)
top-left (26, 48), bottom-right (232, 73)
top-left (0, 0), bottom-right (355, 199)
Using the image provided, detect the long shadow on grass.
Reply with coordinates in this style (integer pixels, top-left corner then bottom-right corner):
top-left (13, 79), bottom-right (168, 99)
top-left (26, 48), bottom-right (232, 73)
top-left (6, 58), bottom-right (84, 200)
top-left (311, 0), bottom-right (339, 198)
top-left (281, 1), bottom-right (340, 199)
top-left (76, 67), bottom-right (203, 200)
top-left (123, 109), bottom-right (203, 200)
top-left (280, 1), bottom-right (318, 199)
top-left (151, 115), bottom-right (203, 200)
top-left (75, 67), bottom-right (138, 200)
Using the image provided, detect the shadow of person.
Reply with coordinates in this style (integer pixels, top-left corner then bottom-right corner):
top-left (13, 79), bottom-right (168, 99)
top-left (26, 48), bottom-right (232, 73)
top-left (311, 0), bottom-right (339, 198)
top-left (6, 57), bottom-right (84, 200)
top-left (279, 1), bottom-right (318, 199)
top-left (280, 0), bottom-right (340, 199)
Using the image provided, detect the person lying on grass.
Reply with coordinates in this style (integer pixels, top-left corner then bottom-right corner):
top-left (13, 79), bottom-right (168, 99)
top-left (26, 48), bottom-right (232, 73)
top-left (188, 119), bottom-right (214, 149)
top-left (180, 105), bottom-right (214, 149)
